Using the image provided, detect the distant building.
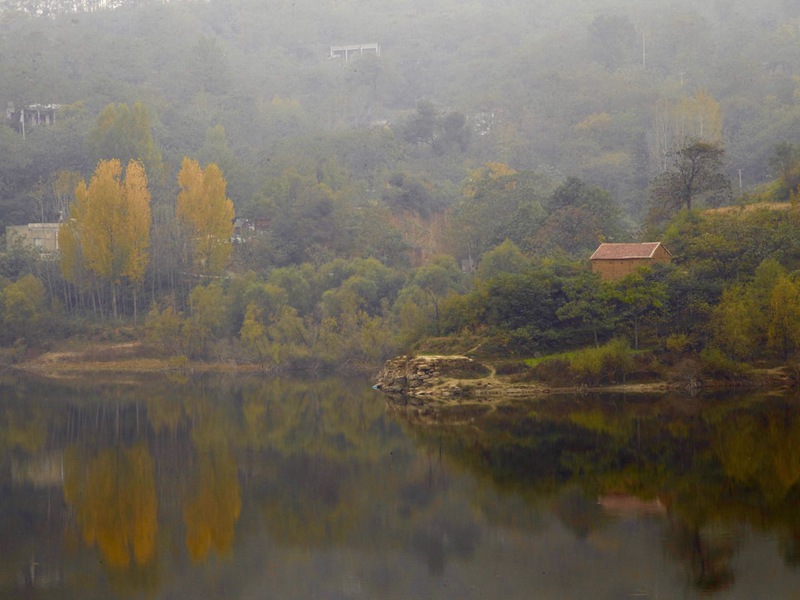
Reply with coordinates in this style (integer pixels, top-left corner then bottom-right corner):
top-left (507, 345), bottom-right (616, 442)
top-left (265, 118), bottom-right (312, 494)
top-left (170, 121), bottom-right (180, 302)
top-left (330, 43), bottom-right (380, 61)
top-left (232, 217), bottom-right (271, 242)
top-left (6, 223), bottom-right (61, 255)
top-left (6, 103), bottom-right (62, 139)
top-left (460, 257), bottom-right (476, 273)
top-left (590, 242), bottom-right (671, 281)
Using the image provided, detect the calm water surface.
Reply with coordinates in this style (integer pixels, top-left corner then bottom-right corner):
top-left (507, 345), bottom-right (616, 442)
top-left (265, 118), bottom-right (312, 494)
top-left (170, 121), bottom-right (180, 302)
top-left (1, 374), bottom-right (800, 599)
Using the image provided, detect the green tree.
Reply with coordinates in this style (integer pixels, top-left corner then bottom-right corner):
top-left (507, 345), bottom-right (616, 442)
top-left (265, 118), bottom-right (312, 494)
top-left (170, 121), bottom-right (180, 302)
top-left (185, 283), bottom-right (228, 357)
top-left (767, 275), bottom-right (800, 360)
top-left (1, 274), bottom-right (48, 342)
top-left (86, 102), bottom-right (162, 177)
top-left (453, 165), bottom-right (555, 257)
top-left (607, 271), bottom-right (667, 350)
top-left (587, 13), bottom-right (637, 70)
top-left (411, 256), bottom-right (464, 335)
top-left (711, 284), bottom-right (759, 360)
top-left (475, 239), bottom-right (529, 281)
top-left (537, 177), bottom-right (626, 256)
top-left (401, 99), bottom-right (438, 146)
top-left (648, 141), bottom-right (731, 224)
top-left (240, 303), bottom-right (269, 369)
top-left (557, 271), bottom-right (612, 347)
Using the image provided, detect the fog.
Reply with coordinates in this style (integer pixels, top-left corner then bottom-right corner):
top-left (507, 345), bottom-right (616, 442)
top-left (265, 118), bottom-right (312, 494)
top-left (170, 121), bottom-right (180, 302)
top-left (1, 0), bottom-right (798, 225)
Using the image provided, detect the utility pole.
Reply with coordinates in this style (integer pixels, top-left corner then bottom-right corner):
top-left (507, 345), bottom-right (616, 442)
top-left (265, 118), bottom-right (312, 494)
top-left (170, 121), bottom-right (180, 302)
top-left (642, 33), bottom-right (646, 68)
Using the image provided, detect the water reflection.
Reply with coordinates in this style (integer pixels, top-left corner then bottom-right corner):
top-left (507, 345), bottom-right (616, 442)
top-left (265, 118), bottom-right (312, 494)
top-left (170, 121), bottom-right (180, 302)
top-left (0, 376), bottom-right (799, 597)
top-left (391, 391), bottom-right (800, 595)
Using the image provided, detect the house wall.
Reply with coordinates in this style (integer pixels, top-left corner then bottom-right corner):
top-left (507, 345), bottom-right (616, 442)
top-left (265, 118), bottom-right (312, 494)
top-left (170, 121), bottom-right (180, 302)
top-left (652, 246), bottom-right (672, 262)
top-left (6, 223), bottom-right (60, 254)
top-left (591, 254), bottom-right (670, 281)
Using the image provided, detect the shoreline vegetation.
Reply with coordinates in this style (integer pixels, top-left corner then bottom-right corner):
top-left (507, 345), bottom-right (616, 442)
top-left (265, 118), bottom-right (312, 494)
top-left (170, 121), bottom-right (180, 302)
top-left (5, 1), bottom-right (800, 418)
top-left (12, 340), bottom-right (793, 408)
top-left (373, 352), bottom-right (794, 405)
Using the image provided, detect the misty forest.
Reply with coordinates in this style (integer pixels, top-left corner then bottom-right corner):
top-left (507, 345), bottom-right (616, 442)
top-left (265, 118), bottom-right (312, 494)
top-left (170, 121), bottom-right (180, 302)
top-left (3, 0), bottom-right (800, 376)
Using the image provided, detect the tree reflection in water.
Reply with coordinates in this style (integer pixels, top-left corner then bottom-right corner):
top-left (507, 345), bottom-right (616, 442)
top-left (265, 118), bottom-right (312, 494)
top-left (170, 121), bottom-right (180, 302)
top-left (389, 390), bottom-right (800, 592)
top-left (0, 377), bottom-right (799, 597)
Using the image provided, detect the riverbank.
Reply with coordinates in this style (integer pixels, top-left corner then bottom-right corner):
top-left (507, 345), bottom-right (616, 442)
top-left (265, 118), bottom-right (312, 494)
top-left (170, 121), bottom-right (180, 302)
top-left (374, 353), bottom-right (794, 408)
top-left (10, 341), bottom-right (794, 401)
top-left (9, 341), bottom-right (262, 377)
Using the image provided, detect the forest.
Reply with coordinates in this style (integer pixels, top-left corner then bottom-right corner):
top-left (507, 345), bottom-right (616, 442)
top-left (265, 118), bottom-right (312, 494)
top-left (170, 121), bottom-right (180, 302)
top-left (2, 0), bottom-right (800, 375)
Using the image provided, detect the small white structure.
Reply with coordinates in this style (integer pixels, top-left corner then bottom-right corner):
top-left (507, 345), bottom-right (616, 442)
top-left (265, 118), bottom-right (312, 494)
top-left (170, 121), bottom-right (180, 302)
top-left (6, 223), bottom-right (61, 254)
top-left (330, 43), bottom-right (381, 61)
top-left (6, 103), bottom-right (62, 140)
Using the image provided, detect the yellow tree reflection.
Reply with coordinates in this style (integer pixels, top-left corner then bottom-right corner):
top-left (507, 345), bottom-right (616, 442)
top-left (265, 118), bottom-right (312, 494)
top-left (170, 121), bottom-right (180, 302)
top-left (183, 450), bottom-right (241, 563)
top-left (64, 443), bottom-right (157, 568)
top-left (714, 412), bottom-right (800, 503)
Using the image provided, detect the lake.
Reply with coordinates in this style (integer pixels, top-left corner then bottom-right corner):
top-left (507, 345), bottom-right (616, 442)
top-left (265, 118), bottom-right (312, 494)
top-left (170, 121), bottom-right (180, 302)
top-left (1, 373), bottom-right (799, 599)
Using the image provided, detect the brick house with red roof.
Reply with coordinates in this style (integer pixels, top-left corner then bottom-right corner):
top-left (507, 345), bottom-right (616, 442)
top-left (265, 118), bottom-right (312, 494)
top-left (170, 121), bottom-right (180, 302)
top-left (589, 242), bottom-right (672, 281)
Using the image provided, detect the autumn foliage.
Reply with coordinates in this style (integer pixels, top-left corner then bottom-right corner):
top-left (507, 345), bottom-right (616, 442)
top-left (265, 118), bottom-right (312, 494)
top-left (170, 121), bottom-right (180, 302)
top-left (176, 157), bottom-right (235, 275)
top-left (59, 159), bottom-right (151, 318)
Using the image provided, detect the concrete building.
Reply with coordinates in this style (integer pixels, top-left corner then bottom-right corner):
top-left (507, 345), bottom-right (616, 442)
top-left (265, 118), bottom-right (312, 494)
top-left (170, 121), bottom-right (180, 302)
top-left (6, 223), bottom-right (61, 254)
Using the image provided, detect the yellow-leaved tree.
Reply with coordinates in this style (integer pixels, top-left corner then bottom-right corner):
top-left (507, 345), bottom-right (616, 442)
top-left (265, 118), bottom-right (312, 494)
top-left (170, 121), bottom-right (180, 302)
top-left (59, 159), bottom-right (151, 319)
top-left (176, 158), bottom-right (235, 275)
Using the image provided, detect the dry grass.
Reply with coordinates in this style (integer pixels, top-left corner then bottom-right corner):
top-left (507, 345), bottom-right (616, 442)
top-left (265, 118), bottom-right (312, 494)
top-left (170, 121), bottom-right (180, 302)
top-left (704, 202), bottom-right (793, 214)
top-left (18, 341), bottom-right (262, 376)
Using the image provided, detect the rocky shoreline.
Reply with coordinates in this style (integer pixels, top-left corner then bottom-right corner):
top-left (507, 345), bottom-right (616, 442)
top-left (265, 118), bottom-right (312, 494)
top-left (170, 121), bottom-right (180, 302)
top-left (373, 354), bottom-right (550, 403)
top-left (372, 354), bottom-right (746, 406)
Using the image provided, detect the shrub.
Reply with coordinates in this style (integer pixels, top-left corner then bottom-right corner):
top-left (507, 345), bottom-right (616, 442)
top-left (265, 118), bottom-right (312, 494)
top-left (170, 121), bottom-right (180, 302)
top-left (529, 357), bottom-right (572, 384)
top-left (665, 333), bottom-right (691, 353)
top-left (569, 337), bottom-right (633, 385)
top-left (699, 347), bottom-right (752, 381)
top-left (569, 345), bottom-right (604, 385)
top-left (494, 360), bottom-right (531, 376)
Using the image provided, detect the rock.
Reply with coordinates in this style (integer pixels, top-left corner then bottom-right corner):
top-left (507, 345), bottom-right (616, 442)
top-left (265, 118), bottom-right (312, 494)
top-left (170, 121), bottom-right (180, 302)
top-left (374, 354), bottom-right (482, 399)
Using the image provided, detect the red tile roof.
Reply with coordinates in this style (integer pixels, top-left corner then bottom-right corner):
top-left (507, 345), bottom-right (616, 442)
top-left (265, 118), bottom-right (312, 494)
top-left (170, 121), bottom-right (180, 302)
top-left (590, 242), bottom-right (669, 260)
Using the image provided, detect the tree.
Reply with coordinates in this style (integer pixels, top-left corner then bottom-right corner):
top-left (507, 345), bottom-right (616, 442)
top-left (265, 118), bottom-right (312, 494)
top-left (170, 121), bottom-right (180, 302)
top-left (767, 275), bottom-right (800, 360)
top-left (769, 142), bottom-right (800, 200)
top-left (1, 274), bottom-right (48, 342)
top-left (652, 91), bottom-right (723, 170)
top-left (453, 165), bottom-right (554, 258)
top-left (607, 271), bottom-right (667, 350)
top-left (186, 283), bottom-right (229, 357)
top-left (401, 99), bottom-right (438, 146)
top-left (399, 100), bottom-right (470, 154)
top-left (411, 256), bottom-right (464, 335)
top-left (587, 13), bottom-right (637, 71)
top-left (176, 158), bottom-right (235, 275)
top-left (86, 102), bottom-right (162, 178)
top-left (711, 284), bottom-right (759, 360)
top-left (557, 271), bottom-right (612, 347)
top-left (475, 239), bottom-right (529, 281)
top-left (240, 303), bottom-right (269, 369)
top-left (60, 159), bottom-right (151, 319)
top-left (648, 141), bottom-right (731, 224)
